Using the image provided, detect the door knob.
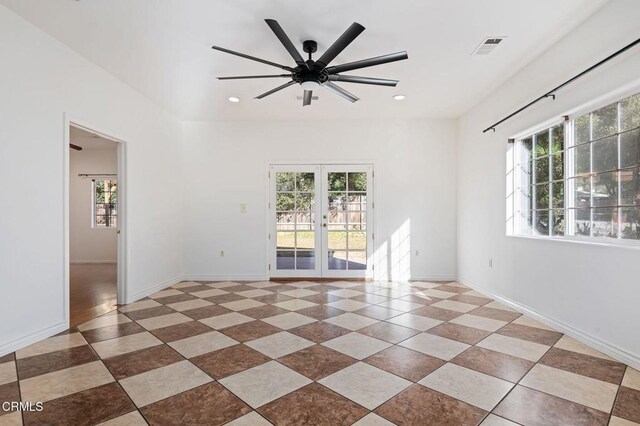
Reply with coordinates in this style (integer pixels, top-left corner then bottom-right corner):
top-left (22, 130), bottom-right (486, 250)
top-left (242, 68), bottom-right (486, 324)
top-left (322, 223), bottom-right (327, 227)
top-left (323, 214), bottom-right (327, 219)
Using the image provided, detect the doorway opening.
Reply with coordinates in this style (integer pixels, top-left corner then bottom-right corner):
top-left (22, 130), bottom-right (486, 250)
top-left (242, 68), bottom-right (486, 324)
top-left (68, 124), bottom-right (123, 327)
top-left (269, 164), bottom-right (374, 279)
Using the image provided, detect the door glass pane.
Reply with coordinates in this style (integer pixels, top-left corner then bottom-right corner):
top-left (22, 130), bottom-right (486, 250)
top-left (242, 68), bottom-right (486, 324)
top-left (328, 251), bottom-right (347, 270)
top-left (277, 251), bottom-right (295, 269)
top-left (328, 192), bottom-right (346, 210)
top-left (277, 232), bottom-right (294, 250)
top-left (328, 231), bottom-right (347, 250)
top-left (276, 172), bottom-right (295, 191)
top-left (348, 232), bottom-right (366, 250)
top-left (296, 173), bottom-right (314, 191)
top-left (296, 232), bottom-right (315, 249)
top-left (328, 173), bottom-right (346, 191)
top-left (296, 193), bottom-right (314, 211)
top-left (296, 251), bottom-right (315, 269)
top-left (276, 193), bottom-right (295, 211)
top-left (348, 172), bottom-right (367, 191)
top-left (295, 212), bottom-right (314, 230)
top-left (348, 251), bottom-right (367, 270)
top-left (276, 212), bottom-right (295, 230)
top-left (327, 212), bottom-right (347, 230)
top-left (348, 212), bottom-right (366, 230)
top-left (592, 207), bottom-right (617, 238)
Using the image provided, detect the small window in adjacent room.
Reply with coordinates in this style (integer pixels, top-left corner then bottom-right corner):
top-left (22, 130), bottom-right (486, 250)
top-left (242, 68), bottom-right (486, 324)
top-left (92, 179), bottom-right (118, 228)
top-left (512, 91), bottom-right (640, 243)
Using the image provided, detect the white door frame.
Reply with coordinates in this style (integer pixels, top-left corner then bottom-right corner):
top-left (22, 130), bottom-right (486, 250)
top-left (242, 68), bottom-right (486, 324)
top-left (63, 114), bottom-right (127, 327)
top-left (267, 162), bottom-right (375, 279)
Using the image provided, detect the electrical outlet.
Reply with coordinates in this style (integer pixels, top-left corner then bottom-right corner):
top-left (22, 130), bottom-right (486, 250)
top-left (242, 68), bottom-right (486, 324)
top-left (220, 250), bottom-right (225, 257)
top-left (415, 250), bottom-right (420, 256)
top-left (240, 203), bottom-right (247, 214)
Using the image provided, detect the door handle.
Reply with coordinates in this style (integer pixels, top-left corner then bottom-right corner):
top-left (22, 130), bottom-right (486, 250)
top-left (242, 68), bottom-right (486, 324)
top-left (322, 223), bottom-right (327, 227)
top-left (323, 214), bottom-right (327, 219)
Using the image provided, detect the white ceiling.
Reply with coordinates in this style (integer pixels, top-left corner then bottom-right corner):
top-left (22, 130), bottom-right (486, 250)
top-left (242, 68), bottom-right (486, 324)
top-left (2, 0), bottom-right (609, 121)
top-left (70, 126), bottom-right (117, 150)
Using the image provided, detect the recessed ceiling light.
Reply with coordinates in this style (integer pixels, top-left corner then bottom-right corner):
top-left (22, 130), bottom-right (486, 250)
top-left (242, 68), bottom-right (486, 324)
top-left (228, 96), bottom-right (240, 103)
top-left (393, 94), bottom-right (406, 101)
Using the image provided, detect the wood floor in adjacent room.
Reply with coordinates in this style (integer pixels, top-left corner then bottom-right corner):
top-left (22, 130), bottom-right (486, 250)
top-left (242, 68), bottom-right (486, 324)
top-left (70, 263), bottom-right (117, 328)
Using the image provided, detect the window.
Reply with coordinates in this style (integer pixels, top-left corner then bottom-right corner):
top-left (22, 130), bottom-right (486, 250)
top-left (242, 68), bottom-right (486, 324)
top-left (92, 179), bottom-right (118, 228)
top-left (513, 91), bottom-right (640, 242)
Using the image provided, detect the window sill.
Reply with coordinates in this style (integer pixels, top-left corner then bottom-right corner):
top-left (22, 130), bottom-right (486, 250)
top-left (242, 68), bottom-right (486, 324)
top-left (507, 234), bottom-right (640, 250)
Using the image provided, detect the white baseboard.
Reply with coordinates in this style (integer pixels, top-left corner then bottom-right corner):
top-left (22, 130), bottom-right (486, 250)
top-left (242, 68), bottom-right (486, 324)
top-left (70, 260), bottom-right (117, 264)
top-left (411, 274), bottom-right (457, 281)
top-left (458, 278), bottom-right (640, 371)
top-left (183, 274), bottom-right (268, 282)
top-left (0, 321), bottom-right (68, 358)
top-left (124, 275), bottom-right (184, 305)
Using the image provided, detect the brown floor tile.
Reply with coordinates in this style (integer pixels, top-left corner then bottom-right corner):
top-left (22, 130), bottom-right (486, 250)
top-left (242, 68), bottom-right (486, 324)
top-left (16, 345), bottom-right (98, 380)
top-left (427, 323), bottom-right (491, 345)
top-left (150, 321), bottom-right (213, 343)
top-left (141, 382), bottom-right (251, 426)
top-left (301, 293), bottom-right (342, 304)
top-left (277, 345), bottom-right (356, 381)
top-left (494, 385), bottom-right (609, 426)
top-left (204, 293), bottom-right (246, 304)
top-left (612, 386), bottom-right (640, 423)
top-left (179, 285), bottom-right (211, 294)
top-left (467, 306), bottom-right (521, 322)
top-left (451, 346), bottom-right (534, 383)
top-left (252, 293), bottom-right (295, 304)
top-left (242, 304), bottom-right (290, 319)
top-left (351, 294), bottom-right (391, 304)
top-left (224, 284), bottom-right (257, 293)
top-left (364, 346), bottom-right (445, 382)
top-left (358, 322), bottom-right (420, 344)
top-left (191, 344), bottom-right (269, 379)
top-left (0, 353), bottom-right (15, 363)
top-left (124, 306), bottom-right (175, 321)
top-left (539, 347), bottom-right (626, 385)
top-left (182, 305), bottom-right (232, 320)
top-left (80, 322), bottom-right (145, 343)
top-left (448, 294), bottom-right (492, 306)
top-left (288, 322), bottom-right (352, 343)
top-left (23, 382), bottom-right (135, 426)
top-left (496, 323), bottom-right (563, 346)
top-left (296, 305), bottom-right (345, 320)
top-left (374, 384), bottom-right (487, 425)
top-left (412, 305), bottom-right (463, 321)
top-left (354, 305), bottom-right (402, 321)
top-left (400, 294), bottom-right (443, 305)
top-left (154, 293), bottom-right (198, 305)
top-left (103, 345), bottom-right (183, 380)
top-left (220, 321), bottom-right (282, 343)
top-left (0, 382), bottom-right (20, 412)
top-left (54, 327), bottom-right (80, 336)
top-left (258, 383), bottom-right (368, 425)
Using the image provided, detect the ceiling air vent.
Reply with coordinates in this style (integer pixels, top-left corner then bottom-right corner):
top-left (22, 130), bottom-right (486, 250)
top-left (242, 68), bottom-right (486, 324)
top-left (472, 37), bottom-right (506, 55)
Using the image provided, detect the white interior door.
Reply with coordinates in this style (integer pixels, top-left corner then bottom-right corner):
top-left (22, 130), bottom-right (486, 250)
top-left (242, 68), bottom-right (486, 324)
top-left (269, 164), bottom-right (373, 278)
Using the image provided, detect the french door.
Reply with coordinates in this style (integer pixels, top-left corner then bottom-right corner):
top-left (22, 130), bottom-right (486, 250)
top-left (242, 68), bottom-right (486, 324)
top-left (269, 164), bottom-right (373, 278)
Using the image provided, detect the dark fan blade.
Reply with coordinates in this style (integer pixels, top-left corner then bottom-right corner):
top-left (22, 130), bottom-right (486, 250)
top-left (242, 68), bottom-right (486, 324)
top-left (212, 46), bottom-right (293, 71)
top-left (265, 19), bottom-right (306, 67)
top-left (323, 81), bottom-right (359, 103)
top-left (326, 51), bottom-right (408, 74)
top-left (217, 74), bottom-right (292, 80)
top-left (314, 22), bottom-right (365, 69)
top-left (255, 81), bottom-right (297, 99)
top-left (70, 143), bottom-right (82, 151)
top-left (303, 90), bottom-right (313, 106)
top-left (329, 74), bottom-right (398, 87)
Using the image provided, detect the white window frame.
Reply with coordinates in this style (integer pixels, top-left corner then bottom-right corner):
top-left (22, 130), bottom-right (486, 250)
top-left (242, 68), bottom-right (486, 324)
top-left (509, 85), bottom-right (640, 249)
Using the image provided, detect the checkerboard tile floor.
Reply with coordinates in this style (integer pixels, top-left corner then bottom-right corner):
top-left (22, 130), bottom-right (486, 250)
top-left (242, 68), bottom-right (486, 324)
top-left (1, 280), bottom-right (639, 425)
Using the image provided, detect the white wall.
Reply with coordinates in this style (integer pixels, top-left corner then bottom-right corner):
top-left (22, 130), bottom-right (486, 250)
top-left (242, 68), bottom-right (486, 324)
top-left (457, 0), bottom-right (640, 368)
top-left (0, 6), bottom-right (183, 355)
top-left (69, 145), bottom-right (117, 263)
top-left (182, 119), bottom-right (457, 282)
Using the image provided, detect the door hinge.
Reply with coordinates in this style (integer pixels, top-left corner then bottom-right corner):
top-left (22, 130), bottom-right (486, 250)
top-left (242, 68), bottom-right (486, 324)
top-left (268, 202), bottom-right (271, 209)
top-left (268, 264), bottom-right (271, 270)
top-left (372, 170), bottom-right (375, 178)
top-left (372, 202), bottom-right (375, 208)
top-left (372, 233), bottom-right (375, 240)
top-left (268, 233), bottom-right (271, 240)
top-left (372, 264), bottom-right (375, 271)
top-left (268, 171), bottom-right (271, 178)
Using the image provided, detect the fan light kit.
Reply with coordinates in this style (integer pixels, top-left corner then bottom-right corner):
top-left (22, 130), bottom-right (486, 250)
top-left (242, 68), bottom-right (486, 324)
top-left (227, 96), bottom-right (240, 103)
top-left (393, 94), bottom-right (406, 100)
top-left (212, 19), bottom-right (408, 106)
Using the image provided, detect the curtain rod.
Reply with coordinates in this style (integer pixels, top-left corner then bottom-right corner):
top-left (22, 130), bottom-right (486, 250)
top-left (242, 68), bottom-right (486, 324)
top-left (483, 36), bottom-right (640, 134)
top-left (78, 174), bottom-right (117, 177)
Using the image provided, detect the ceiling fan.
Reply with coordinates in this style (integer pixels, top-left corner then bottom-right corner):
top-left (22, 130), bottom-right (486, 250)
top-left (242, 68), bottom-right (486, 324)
top-left (212, 19), bottom-right (408, 106)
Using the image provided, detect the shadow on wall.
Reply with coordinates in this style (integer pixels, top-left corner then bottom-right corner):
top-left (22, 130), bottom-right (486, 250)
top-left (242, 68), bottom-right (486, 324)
top-left (374, 218), bottom-right (411, 281)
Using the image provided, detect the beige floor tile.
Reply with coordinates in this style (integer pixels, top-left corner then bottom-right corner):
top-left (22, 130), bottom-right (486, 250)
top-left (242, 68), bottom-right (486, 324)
top-left (520, 364), bottom-right (618, 412)
top-left (483, 301), bottom-right (516, 312)
top-left (169, 331), bottom-right (238, 358)
top-left (220, 299), bottom-right (267, 311)
top-left (97, 410), bottom-right (148, 425)
top-left (463, 290), bottom-right (488, 298)
top-left (480, 414), bottom-right (520, 426)
top-left (431, 300), bottom-right (477, 313)
top-left (377, 300), bottom-right (423, 312)
top-left (166, 298), bottom-right (213, 312)
top-left (77, 314), bottom-right (132, 331)
top-left (0, 412), bottom-right (23, 426)
top-left (273, 299), bottom-right (318, 311)
top-left (553, 335), bottom-right (616, 361)
top-left (219, 361), bottom-right (312, 408)
top-left (118, 299), bottom-right (161, 313)
top-left (20, 361), bottom-right (114, 403)
top-left (16, 332), bottom-right (87, 359)
top-left (327, 289), bottom-right (364, 298)
top-left (149, 289), bottom-right (184, 299)
top-left (399, 333), bottom-right (470, 361)
top-left (207, 281), bottom-right (242, 289)
top-left (323, 313), bottom-right (379, 331)
top-left (387, 313), bottom-right (442, 331)
top-left (511, 315), bottom-right (556, 331)
top-left (325, 281), bottom-right (358, 289)
top-left (199, 312), bottom-right (254, 329)
top-left (261, 312), bottom-right (316, 330)
top-left (137, 312), bottom-right (192, 330)
top-left (418, 363), bottom-right (514, 410)
top-left (172, 281), bottom-right (201, 289)
top-left (318, 362), bottom-right (411, 410)
top-left (352, 413), bottom-right (395, 425)
top-left (0, 361), bottom-right (17, 386)
top-left (449, 314), bottom-right (508, 332)
top-left (622, 367), bottom-right (640, 391)
top-left (190, 288), bottom-right (229, 298)
top-left (418, 289), bottom-right (458, 299)
top-left (245, 332), bottom-right (314, 358)
top-left (119, 360), bottom-right (212, 407)
top-left (608, 416), bottom-right (640, 426)
top-left (326, 299), bottom-right (370, 312)
top-left (322, 332), bottom-right (391, 360)
top-left (91, 331), bottom-right (162, 359)
top-left (409, 281), bottom-right (441, 290)
top-left (280, 288), bottom-right (319, 298)
top-left (225, 411), bottom-right (273, 426)
top-left (247, 281), bottom-right (281, 289)
top-left (477, 334), bottom-right (549, 362)
top-left (235, 289), bottom-right (274, 298)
